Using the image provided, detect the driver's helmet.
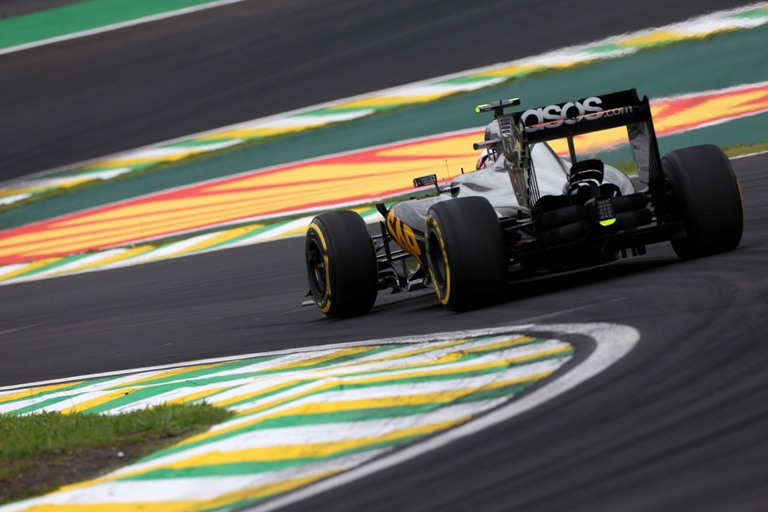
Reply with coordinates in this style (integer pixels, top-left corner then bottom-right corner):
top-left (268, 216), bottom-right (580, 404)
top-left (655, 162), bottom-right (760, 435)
top-left (476, 120), bottom-right (502, 170)
top-left (485, 119), bottom-right (501, 141)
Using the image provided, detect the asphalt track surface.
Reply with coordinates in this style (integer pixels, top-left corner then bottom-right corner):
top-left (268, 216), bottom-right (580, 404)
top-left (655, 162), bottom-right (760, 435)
top-left (1, 1), bottom-right (768, 511)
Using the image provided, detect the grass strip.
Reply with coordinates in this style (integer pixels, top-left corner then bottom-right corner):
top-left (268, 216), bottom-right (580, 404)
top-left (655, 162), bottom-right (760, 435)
top-left (606, 141), bottom-right (768, 175)
top-left (0, 403), bottom-right (232, 504)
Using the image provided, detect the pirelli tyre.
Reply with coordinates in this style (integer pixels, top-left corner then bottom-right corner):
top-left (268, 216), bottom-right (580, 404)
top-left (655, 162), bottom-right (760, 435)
top-left (662, 145), bottom-right (744, 259)
top-left (425, 197), bottom-right (507, 311)
top-left (305, 211), bottom-right (378, 318)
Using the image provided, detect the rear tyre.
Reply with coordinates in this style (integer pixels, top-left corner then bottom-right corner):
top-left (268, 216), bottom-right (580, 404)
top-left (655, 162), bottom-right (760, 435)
top-left (425, 197), bottom-right (507, 311)
top-left (662, 145), bottom-right (743, 259)
top-left (305, 211), bottom-right (378, 318)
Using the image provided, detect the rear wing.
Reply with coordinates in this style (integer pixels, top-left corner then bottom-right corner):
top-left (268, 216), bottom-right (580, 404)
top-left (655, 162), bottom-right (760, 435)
top-left (491, 89), bottom-right (664, 188)
top-left (511, 89), bottom-right (649, 142)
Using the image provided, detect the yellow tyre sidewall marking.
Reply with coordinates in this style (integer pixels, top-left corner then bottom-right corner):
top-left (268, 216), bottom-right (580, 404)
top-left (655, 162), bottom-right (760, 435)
top-left (426, 214), bottom-right (451, 305)
top-left (309, 222), bottom-right (332, 313)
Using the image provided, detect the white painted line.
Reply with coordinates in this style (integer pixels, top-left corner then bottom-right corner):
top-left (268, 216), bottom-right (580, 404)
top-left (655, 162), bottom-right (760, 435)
top-left (79, 167), bottom-right (135, 180)
top-left (241, 110), bottom-right (375, 128)
top-left (0, 192), bottom-right (32, 205)
top-left (0, 0), bottom-right (255, 58)
top-left (731, 149), bottom-right (768, 159)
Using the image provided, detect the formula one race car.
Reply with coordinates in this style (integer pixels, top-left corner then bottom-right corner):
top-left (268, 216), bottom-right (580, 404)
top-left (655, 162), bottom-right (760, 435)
top-left (304, 89), bottom-right (743, 317)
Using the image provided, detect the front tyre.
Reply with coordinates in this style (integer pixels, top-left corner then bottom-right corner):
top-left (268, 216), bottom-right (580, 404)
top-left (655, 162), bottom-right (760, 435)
top-left (662, 145), bottom-right (744, 259)
top-left (425, 197), bottom-right (507, 311)
top-left (305, 211), bottom-right (378, 318)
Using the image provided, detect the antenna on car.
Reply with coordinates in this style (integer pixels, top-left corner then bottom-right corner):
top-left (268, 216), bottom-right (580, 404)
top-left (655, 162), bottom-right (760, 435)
top-left (475, 98), bottom-right (521, 118)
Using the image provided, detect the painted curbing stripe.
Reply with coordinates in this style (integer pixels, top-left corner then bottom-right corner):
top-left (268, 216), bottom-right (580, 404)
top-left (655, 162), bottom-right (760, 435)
top-left (0, 209), bottom-right (380, 286)
top-left (0, 323), bottom-right (638, 512)
top-left (249, 323), bottom-right (639, 512)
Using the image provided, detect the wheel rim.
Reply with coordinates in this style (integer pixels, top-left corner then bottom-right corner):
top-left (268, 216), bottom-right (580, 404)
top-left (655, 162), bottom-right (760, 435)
top-left (306, 239), bottom-right (327, 298)
top-left (427, 229), bottom-right (447, 289)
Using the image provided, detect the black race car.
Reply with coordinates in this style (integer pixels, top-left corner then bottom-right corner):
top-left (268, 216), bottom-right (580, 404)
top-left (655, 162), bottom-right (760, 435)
top-left (304, 89), bottom-right (743, 317)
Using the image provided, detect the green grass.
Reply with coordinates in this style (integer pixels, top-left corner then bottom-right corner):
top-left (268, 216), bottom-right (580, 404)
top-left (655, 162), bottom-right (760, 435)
top-left (723, 140), bottom-right (768, 158)
top-left (0, 403), bottom-right (232, 504)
